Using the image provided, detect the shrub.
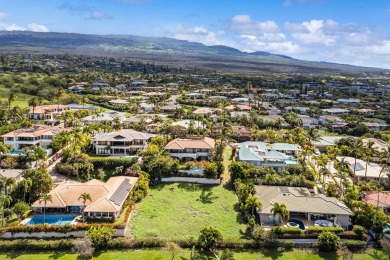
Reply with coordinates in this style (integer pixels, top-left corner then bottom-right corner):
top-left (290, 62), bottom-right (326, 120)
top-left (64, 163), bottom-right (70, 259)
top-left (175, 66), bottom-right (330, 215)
top-left (344, 240), bottom-right (366, 251)
top-left (271, 226), bottom-right (302, 236)
top-left (251, 225), bottom-right (266, 241)
top-left (352, 225), bottom-right (367, 240)
top-left (284, 240), bottom-right (294, 250)
top-left (0, 156), bottom-right (21, 169)
top-left (318, 231), bottom-right (341, 252)
top-left (21, 210), bottom-right (33, 220)
top-left (305, 226), bottom-right (344, 235)
top-left (85, 226), bottom-right (115, 249)
top-left (90, 157), bottom-right (137, 170)
top-left (73, 238), bottom-right (95, 258)
top-left (379, 238), bottom-right (390, 255)
top-left (203, 162), bottom-right (219, 179)
top-left (198, 226), bottom-right (223, 250)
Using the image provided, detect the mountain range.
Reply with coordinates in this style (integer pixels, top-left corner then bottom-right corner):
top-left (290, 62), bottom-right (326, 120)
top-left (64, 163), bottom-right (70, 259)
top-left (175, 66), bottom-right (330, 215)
top-left (0, 31), bottom-right (387, 74)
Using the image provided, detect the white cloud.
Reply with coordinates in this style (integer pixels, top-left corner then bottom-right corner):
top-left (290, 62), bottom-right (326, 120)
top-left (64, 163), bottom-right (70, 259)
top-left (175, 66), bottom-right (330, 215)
top-left (171, 24), bottom-right (225, 46)
top-left (239, 35), bottom-right (301, 55)
top-left (27, 23), bottom-right (49, 32)
top-left (230, 15), bottom-right (280, 35)
top-left (0, 23), bottom-right (25, 31)
top-left (89, 12), bottom-right (111, 20)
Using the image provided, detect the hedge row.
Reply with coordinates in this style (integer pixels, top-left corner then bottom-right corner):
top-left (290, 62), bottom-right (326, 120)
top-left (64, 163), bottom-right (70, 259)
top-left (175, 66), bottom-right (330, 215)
top-left (0, 223), bottom-right (125, 234)
top-left (90, 157), bottom-right (137, 169)
top-left (0, 237), bottom-right (367, 252)
top-left (270, 226), bottom-right (355, 239)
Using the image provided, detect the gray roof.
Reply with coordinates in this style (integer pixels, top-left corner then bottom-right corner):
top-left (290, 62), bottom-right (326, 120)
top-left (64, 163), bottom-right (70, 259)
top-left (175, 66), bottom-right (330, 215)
top-left (312, 136), bottom-right (347, 146)
top-left (94, 129), bottom-right (155, 142)
top-left (255, 185), bottom-right (353, 216)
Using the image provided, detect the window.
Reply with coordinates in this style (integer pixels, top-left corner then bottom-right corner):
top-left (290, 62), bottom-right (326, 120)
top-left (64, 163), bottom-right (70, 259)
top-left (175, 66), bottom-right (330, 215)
top-left (98, 148), bottom-right (109, 154)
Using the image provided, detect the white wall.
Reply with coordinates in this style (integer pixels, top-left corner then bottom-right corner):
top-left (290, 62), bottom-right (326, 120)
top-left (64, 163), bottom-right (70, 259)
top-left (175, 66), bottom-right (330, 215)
top-left (161, 177), bottom-right (220, 184)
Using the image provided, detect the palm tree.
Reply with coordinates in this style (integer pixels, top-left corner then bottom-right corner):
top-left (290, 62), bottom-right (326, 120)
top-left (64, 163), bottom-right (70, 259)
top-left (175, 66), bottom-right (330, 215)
top-left (363, 140), bottom-right (377, 180)
top-left (0, 195), bottom-right (12, 227)
top-left (20, 178), bottom-right (32, 202)
top-left (81, 95), bottom-right (88, 108)
top-left (28, 97), bottom-right (40, 117)
top-left (32, 145), bottom-right (47, 168)
top-left (0, 176), bottom-right (16, 195)
top-left (212, 249), bottom-right (234, 260)
top-left (54, 88), bottom-right (65, 111)
top-left (351, 138), bottom-right (364, 186)
top-left (271, 202), bottom-right (290, 224)
top-left (8, 93), bottom-right (16, 109)
top-left (244, 195), bottom-right (262, 216)
top-left (39, 193), bottom-right (53, 224)
top-left (78, 192), bottom-right (92, 223)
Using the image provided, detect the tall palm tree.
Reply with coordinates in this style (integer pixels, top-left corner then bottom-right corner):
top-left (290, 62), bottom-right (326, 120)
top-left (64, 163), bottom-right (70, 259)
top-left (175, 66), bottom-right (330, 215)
top-left (81, 95), bottom-right (88, 109)
top-left (39, 193), bottom-right (52, 225)
top-left (245, 195), bottom-right (262, 216)
top-left (271, 202), bottom-right (290, 224)
top-left (8, 93), bottom-right (16, 109)
top-left (351, 138), bottom-right (364, 186)
top-left (28, 97), bottom-right (40, 117)
top-left (78, 192), bottom-right (92, 223)
top-left (212, 249), bottom-right (235, 260)
top-left (0, 176), bottom-right (16, 195)
top-left (363, 140), bottom-right (377, 181)
top-left (54, 88), bottom-right (65, 111)
top-left (0, 195), bottom-right (12, 227)
top-left (32, 145), bottom-right (47, 168)
top-left (20, 178), bottom-right (32, 202)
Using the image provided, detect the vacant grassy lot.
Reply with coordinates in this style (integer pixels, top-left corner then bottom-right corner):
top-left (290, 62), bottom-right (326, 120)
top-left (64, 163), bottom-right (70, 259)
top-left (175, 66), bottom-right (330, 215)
top-left (0, 249), bottom-right (387, 260)
top-left (130, 182), bottom-right (246, 241)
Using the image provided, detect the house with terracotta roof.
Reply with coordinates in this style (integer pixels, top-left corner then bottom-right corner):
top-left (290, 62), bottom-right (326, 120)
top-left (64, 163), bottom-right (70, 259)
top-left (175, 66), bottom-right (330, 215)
top-left (225, 104), bottom-right (252, 111)
top-left (231, 126), bottom-right (252, 142)
top-left (28, 105), bottom-right (70, 124)
top-left (1, 125), bottom-right (66, 150)
top-left (31, 176), bottom-right (138, 220)
top-left (93, 129), bottom-right (155, 155)
top-left (362, 191), bottom-right (390, 214)
top-left (165, 137), bottom-right (215, 161)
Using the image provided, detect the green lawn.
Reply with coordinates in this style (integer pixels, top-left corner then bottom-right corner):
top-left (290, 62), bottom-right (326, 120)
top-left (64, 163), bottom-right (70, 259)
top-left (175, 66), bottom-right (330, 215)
top-left (0, 86), bottom-right (36, 108)
top-left (130, 182), bottom-right (247, 240)
top-left (0, 249), bottom-right (388, 260)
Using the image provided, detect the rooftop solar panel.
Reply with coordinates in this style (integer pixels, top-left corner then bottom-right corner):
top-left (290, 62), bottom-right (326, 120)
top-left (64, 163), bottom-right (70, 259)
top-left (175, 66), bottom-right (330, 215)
top-left (109, 179), bottom-right (133, 206)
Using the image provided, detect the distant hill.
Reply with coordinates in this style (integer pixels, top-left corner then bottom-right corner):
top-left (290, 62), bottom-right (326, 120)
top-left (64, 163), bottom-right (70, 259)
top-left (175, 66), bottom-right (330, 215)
top-left (0, 31), bottom-right (387, 74)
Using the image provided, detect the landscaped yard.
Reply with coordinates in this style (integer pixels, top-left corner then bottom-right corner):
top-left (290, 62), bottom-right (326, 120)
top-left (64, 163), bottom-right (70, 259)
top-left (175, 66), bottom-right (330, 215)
top-left (0, 249), bottom-right (387, 260)
top-left (130, 182), bottom-right (246, 241)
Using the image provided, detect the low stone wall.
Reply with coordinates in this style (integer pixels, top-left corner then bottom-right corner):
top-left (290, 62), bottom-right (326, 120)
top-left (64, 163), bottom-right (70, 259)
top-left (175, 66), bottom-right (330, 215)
top-left (1, 227), bottom-right (126, 239)
top-left (161, 177), bottom-right (220, 184)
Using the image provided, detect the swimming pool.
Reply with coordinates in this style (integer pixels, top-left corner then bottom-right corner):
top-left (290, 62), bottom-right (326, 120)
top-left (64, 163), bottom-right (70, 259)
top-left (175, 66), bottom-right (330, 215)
top-left (7, 150), bottom-right (26, 156)
top-left (288, 219), bottom-right (305, 230)
top-left (27, 215), bottom-right (76, 225)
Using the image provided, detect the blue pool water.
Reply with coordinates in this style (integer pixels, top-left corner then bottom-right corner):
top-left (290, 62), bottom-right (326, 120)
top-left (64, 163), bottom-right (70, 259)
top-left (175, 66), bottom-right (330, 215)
top-left (7, 150), bottom-right (26, 156)
top-left (27, 215), bottom-right (76, 225)
top-left (285, 159), bottom-right (298, 165)
top-left (289, 219), bottom-right (305, 230)
top-left (191, 167), bottom-right (204, 171)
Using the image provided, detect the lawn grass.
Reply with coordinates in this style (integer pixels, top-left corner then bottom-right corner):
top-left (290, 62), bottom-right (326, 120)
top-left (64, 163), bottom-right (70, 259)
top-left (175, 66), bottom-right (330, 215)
top-left (130, 182), bottom-right (247, 241)
top-left (0, 85), bottom-right (35, 108)
top-left (0, 249), bottom-right (388, 260)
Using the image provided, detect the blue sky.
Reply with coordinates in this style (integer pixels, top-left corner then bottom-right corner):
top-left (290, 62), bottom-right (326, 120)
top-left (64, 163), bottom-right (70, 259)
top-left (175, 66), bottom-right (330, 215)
top-left (1, 0), bottom-right (390, 69)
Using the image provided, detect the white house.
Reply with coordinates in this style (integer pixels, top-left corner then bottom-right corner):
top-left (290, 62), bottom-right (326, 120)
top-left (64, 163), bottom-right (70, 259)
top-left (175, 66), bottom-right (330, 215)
top-left (93, 129), bottom-right (155, 155)
top-left (1, 125), bottom-right (66, 150)
top-left (165, 137), bottom-right (215, 161)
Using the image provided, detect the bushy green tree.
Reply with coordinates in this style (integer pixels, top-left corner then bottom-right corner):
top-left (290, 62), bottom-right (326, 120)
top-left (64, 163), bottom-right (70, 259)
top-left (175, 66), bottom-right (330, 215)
top-left (85, 226), bottom-right (114, 249)
top-left (198, 226), bottom-right (223, 250)
top-left (318, 231), bottom-right (341, 252)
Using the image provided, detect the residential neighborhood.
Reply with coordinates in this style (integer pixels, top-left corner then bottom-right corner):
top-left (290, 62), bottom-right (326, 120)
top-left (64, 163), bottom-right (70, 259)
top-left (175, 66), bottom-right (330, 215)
top-left (0, 51), bottom-right (390, 258)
